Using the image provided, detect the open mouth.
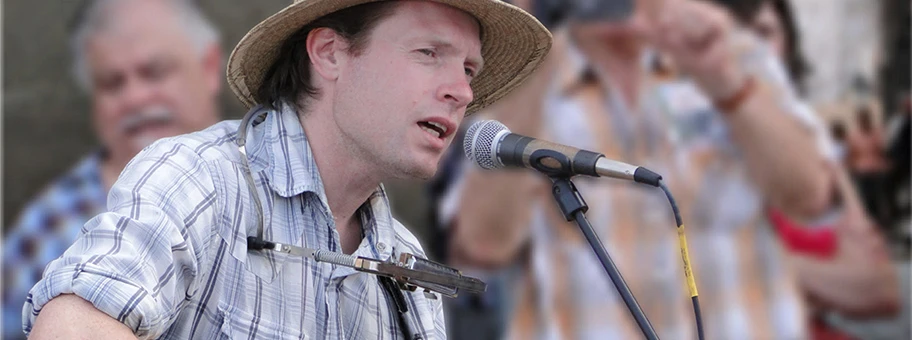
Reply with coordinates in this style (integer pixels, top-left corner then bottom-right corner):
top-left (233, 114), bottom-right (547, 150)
top-left (418, 121), bottom-right (448, 139)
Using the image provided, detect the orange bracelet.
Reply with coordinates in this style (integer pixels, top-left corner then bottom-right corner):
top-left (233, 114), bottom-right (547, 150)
top-left (715, 76), bottom-right (758, 114)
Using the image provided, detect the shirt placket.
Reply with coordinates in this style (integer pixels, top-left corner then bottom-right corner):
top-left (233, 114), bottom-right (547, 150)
top-left (324, 268), bottom-right (345, 339)
top-left (324, 215), bottom-right (344, 340)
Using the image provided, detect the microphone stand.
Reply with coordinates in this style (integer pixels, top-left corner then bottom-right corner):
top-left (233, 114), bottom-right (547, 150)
top-left (549, 176), bottom-right (659, 340)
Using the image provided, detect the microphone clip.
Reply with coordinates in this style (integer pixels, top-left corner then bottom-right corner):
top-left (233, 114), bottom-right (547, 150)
top-left (246, 237), bottom-right (486, 298)
top-left (549, 175), bottom-right (590, 221)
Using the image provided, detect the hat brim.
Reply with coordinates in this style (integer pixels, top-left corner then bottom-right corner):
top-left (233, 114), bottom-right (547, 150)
top-left (226, 0), bottom-right (552, 115)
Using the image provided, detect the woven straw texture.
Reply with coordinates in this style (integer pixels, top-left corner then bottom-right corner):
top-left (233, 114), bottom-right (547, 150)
top-left (226, 0), bottom-right (552, 115)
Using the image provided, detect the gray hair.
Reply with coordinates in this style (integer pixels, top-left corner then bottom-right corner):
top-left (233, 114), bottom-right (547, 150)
top-left (70, 0), bottom-right (220, 91)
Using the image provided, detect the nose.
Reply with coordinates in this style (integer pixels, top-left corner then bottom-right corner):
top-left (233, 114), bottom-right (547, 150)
top-left (120, 76), bottom-right (157, 110)
top-left (437, 69), bottom-right (474, 110)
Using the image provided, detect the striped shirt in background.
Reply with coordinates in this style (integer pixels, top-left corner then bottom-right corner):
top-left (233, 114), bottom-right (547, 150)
top-left (452, 29), bottom-right (835, 340)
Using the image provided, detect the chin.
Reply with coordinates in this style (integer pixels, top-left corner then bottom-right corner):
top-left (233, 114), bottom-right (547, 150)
top-left (412, 166), bottom-right (438, 181)
top-left (394, 162), bottom-right (438, 181)
top-left (129, 136), bottom-right (158, 153)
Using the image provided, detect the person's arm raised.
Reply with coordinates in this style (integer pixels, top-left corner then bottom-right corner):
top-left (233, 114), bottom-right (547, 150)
top-left (644, 0), bottom-right (832, 220)
top-left (448, 43), bottom-right (559, 268)
top-left (791, 164), bottom-right (900, 318)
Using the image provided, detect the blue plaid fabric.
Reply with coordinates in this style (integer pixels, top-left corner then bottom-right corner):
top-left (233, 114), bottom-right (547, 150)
top-left (3, 152), bottom-right (107, 340)
top-left (22, 104), bottom-right (446, 339)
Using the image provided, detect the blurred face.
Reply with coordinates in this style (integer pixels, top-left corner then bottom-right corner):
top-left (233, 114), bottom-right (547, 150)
top-left (569, 0), bottom-right (655, 46)
top-left (750, 2), bottom-right (787, 61)
top-left (330, 2), bottom-right (482, 180)
top-left (86, 0), bottom-right (220, 162)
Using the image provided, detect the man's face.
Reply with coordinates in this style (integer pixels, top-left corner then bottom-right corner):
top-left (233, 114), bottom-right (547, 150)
top-left (87, 0), bottom-right (220, 161)
top-left (570, 0), bottom-right (653, 44)
top-left (331, 2), bottom-right (482, 180)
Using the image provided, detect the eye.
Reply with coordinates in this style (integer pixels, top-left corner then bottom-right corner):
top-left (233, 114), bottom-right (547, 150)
top-left (141, 59), bottom-right (173, 83)
top-left (96, 72), bottom-right (125, 93)
top-left (418, 48), bottom-right (436, 58)
top-left (464, 67), bottom-right (476, 77)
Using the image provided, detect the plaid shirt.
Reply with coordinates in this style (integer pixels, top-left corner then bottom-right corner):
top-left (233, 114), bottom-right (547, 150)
top-left (489, 31), bottom-right (833, 340)
top-left (3, 152), bottom-right (107, 340)
top-left (23, 104), bottom-right (446, 339)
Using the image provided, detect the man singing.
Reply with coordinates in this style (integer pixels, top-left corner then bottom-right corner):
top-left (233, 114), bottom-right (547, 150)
top-left (23, 0), bottom-right (551, 339)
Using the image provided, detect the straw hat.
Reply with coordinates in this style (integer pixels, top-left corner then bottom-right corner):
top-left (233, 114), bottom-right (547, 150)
top-left (226, 0), bottom-right (552, 115)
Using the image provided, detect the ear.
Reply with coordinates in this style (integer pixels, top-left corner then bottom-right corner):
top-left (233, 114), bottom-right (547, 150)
top-left (306, 27), bottom-right (347, 82)
top-left (201, 43), bottom-right (222, 96)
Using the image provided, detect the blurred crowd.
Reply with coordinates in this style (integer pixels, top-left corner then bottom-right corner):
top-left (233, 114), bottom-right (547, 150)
top-left (2, 0), bottom-right (909, 339)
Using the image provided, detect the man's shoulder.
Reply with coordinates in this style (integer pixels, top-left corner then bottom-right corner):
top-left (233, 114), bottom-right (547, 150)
top-left (132, 120), bottom-right (244, 167)
top-left (115, 120), bottom-right (248, 199)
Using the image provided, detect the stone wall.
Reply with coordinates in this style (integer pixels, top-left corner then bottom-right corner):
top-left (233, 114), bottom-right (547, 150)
top-left (791, 0), bottom-right (884, 105)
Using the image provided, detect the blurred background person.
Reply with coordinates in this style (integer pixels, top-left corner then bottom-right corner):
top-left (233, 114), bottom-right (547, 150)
top-left (431, 0), bottom-right (901, 339)
top-left (726, 1), bottom-right (900, 338)
top-left (885, 94), bottom-right (911, 233)
top-left (443, 0), bottom-right (835, 338)
top-left (830, 120), bottom-right (850, 162)
top-left (846, 105), bottom-right (892, 225)
top-left (1, 0), bottom-right (223, 338)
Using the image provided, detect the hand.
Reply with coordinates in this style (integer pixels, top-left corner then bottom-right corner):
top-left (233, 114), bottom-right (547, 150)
top-left (826, 162), bottom-right (891, 262)
top-left (792, 162), bottom-right (900, 317)
top-left (644, 0), bottom-right (750, 101)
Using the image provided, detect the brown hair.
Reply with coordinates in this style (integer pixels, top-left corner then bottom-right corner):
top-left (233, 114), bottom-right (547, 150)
top-left (255, 1), bottom-right (400, 113)
top-left (705, 0), bottom-right (810, 93)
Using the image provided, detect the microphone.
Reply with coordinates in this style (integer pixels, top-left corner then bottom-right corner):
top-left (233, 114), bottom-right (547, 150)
top-left (463, 120), bottom-right (662, 186)
top-left (463, 120), bottom-right (707, 340)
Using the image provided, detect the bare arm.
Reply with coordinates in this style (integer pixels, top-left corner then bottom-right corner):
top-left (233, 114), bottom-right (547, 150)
top-left (647, 0), bottom-right (832, 220)
top-left (792, 248), bottom-right (900, 318)
top-left (791, 164), bottom-right (900, 318)
top-left (448, 45), bottom-right (558, 268)
top-left (722, 83), bottom-right (832, 219)
top-left (29, 294), bottom-right (137, 340)
top-left (450, 170), bottom-right (546, 267)
top-left (791, 222), bottom-right (900, 319)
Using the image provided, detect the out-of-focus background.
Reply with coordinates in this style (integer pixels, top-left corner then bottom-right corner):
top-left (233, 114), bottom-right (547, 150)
top-left (3, 0), bottom-right (289, 230)
top-left (5, 0), bottom-right (907, 247)
top-left (2, 0), bottom-right (909, 339)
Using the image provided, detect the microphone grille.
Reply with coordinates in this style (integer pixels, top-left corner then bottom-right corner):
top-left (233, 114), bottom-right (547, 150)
top-left (463, 120), bottom-right (509, 170)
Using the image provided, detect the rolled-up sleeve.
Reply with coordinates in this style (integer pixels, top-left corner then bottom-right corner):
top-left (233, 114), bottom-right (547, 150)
top-left (22, 139), bottom-right (221, 339)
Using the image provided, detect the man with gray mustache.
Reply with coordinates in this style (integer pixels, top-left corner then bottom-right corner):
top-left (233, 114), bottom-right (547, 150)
top-left (2, 1), bottom-right (221, 338)
top-left (118, 106), bottom-right (181, 150)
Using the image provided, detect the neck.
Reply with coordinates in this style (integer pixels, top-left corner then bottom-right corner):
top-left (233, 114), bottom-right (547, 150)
top-left (576, 34), bottom-right (644, 106)
top-left (298, 103), bottom-right (380, 226)
top-left (100, 150), bottom-right (132, 191)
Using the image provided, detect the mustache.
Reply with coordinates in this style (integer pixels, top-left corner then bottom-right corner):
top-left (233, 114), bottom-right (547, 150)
top-left (118, 106), bottom-right (175, 135)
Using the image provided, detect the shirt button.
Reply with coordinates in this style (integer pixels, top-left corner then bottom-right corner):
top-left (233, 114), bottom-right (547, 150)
top-left (377, 242), bottom-right (386, 251)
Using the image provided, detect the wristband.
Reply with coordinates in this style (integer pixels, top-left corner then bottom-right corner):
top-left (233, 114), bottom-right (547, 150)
top-left (715, 75), bottom-right (758, 114)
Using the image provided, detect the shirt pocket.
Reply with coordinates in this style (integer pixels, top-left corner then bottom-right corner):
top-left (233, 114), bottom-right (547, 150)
top-left (218, 304), bottom-right (309, 340)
